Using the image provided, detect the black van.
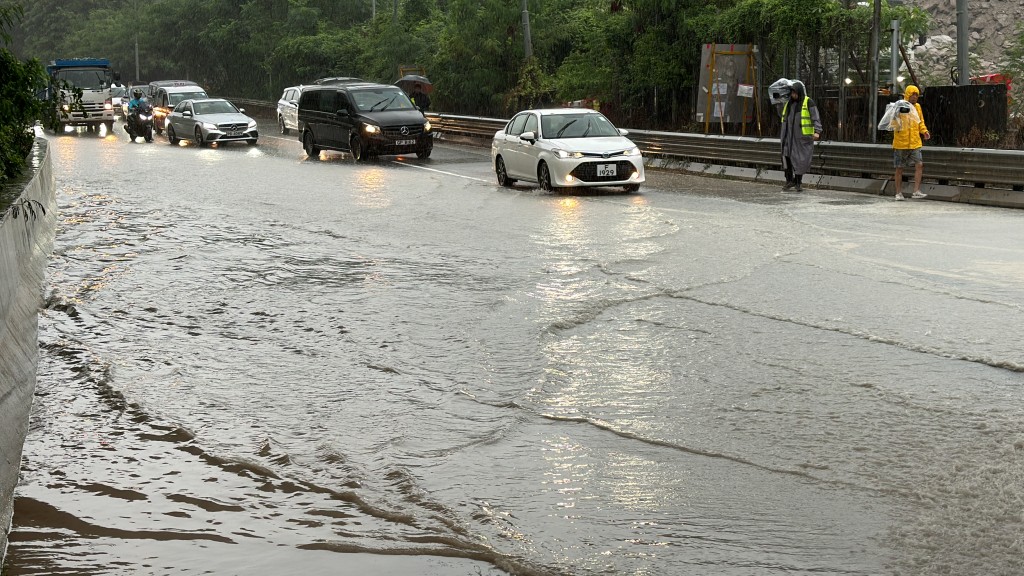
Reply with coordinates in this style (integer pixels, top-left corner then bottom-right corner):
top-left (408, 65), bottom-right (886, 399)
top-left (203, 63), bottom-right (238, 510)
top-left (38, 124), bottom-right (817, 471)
top-left (297, 83), bottom-right (433, 161)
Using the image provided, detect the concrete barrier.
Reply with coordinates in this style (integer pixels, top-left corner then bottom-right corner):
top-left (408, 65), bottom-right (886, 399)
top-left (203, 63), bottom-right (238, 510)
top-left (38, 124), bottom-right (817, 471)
top-left (0, 139), bottom-right (56, 564)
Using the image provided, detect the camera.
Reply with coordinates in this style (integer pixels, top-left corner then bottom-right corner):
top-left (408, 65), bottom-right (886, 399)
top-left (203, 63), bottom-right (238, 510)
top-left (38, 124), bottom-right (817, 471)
top-left (898, 105), bottom-right (911, 113)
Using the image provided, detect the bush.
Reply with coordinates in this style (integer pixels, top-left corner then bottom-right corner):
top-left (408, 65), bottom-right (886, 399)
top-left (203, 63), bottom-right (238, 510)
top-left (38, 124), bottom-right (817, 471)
top-left (0, 4), bottom-right (46, 184)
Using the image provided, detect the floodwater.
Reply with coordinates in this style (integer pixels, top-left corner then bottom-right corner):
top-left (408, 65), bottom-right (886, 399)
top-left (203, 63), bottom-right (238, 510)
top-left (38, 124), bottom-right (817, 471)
top-left (5, 122), bottom-right (1024, 575)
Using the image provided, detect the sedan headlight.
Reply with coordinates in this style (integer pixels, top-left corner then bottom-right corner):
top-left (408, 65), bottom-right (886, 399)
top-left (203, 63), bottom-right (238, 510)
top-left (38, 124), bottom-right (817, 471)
top-left (624, 146), bottom-right (642, 157)
top-left (247, 120), bottom-right (257, 129)
top-left (423, 120), bottom-right (432, 132)
top-left (554, 149), bottom-right (583, 159)
top-left (201, 122), bottom-right (217, 131)
top-left (364, 124), bottom-right (380, 134)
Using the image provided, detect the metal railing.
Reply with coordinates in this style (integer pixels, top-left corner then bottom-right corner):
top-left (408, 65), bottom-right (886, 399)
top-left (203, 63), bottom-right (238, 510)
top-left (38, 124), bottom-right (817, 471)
top-left (231, 99), bottom-right (1024, 190)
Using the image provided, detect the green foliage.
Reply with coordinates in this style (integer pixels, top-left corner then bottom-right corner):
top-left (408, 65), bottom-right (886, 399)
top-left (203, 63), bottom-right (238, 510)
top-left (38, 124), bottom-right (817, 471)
top-left (6, 0), bottom-right (931, 123)
top-left (0, 3), bottom-right (47, 183)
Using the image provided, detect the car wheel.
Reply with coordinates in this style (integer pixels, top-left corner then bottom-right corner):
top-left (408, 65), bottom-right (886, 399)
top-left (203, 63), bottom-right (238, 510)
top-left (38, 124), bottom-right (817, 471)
top-left (624, 184), bottom-right (640, 193)
top-left (167, 124), bottom-right (179, 145)
top-left (495, 156), bottom-right (515, 188)
top-left (303, 131), bottom-right (320, 158)
top-left (247, 139), bottom-right (258, 146)
top-left (194, 126), bottom-right (206, 148)
top-left (416, 147), bottom-right (432, 160)
top-left (279, 116), bottom-right (289, 135)
top-left (350, 134), bottom-right (368, 162)
top-left (538, 162), bottom-right (558, 193)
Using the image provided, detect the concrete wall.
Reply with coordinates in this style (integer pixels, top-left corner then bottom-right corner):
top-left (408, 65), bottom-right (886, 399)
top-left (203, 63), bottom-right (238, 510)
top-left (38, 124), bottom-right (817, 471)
top-left (0, 139), bottom-right (56, 564)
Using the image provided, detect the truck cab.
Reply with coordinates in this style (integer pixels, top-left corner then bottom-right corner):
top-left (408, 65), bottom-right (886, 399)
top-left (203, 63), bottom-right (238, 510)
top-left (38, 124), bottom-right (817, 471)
top-left (47, 58), bottom-right (117, 132)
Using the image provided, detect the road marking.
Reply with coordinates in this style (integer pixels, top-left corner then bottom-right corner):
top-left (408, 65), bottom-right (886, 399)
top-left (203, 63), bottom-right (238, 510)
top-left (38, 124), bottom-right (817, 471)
top-left (391, 160), bottom-right (491, 183)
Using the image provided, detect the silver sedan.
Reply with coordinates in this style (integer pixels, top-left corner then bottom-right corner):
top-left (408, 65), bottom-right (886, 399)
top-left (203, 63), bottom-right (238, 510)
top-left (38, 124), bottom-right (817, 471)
top-left (166, 98), bottom-right (258, 147)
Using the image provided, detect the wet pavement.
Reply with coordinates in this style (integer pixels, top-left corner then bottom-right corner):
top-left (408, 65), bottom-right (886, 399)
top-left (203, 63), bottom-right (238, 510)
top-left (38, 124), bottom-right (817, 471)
top-left (4, 119), bottom-right (1024, 575)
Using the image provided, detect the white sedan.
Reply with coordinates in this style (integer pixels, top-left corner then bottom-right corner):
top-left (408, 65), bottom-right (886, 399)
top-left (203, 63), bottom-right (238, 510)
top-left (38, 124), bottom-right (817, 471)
top-left (491, 108), bottom-right (644, 192)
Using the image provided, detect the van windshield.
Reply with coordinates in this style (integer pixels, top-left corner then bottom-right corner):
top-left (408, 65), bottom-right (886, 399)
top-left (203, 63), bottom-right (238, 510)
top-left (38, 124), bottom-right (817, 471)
top-left (169, 91), bottom-right (208, 106)
top-left (350, 89), bottom-right (415, 112)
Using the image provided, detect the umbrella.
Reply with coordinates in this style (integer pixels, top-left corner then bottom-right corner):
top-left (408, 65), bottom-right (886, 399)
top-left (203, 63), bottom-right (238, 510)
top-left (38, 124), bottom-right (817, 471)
top-left (396, 74), bottom-right (433, 94)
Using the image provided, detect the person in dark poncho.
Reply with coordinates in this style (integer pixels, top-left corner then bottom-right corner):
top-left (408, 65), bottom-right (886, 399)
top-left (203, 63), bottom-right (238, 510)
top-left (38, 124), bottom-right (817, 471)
top-left (779, 80), bottom-right (822, 192)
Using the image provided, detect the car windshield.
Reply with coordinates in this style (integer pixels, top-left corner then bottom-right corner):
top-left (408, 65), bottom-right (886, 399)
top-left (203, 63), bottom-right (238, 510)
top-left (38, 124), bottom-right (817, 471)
top-left (193, 100), bottom-right (239, 115)
top-left (541, 113), bottom-right (620, 139)
top-left (350, 89), bottom-right (415, 112)
top-left (169, 91), bottom-right (208, 106)
top-left (55, 68), bottom-right (111, 90)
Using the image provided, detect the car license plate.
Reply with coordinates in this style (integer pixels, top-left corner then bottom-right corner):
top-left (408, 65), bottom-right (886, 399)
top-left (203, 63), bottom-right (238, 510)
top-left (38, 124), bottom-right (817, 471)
top-left (597, 163), bottom-right (617, 177)
top-left (396, 139), bottom-right (416, 146)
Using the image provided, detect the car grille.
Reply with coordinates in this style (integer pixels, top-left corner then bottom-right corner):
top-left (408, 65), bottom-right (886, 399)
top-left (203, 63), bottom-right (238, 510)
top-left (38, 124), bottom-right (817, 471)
top-left (581, 150), bottom-right (627, 158)
top-left (218, 122), bottom-right (248, 132)
top-left (570, 161), bottom-right (637, 183)
top-left (383, 125), bottom-right (423, 138)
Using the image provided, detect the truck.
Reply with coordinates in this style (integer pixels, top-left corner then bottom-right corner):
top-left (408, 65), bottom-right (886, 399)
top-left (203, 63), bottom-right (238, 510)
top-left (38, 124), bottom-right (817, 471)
top-left (46, 58), bottom-right (118, 133)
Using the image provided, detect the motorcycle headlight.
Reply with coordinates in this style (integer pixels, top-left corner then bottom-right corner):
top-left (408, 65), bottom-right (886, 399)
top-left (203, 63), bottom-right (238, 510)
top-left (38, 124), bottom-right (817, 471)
top-left (423, 120), bottom-right (432, 132)
top-left (364, 124), bottom-right (380, 134)
top-left (139, 114), bottom-right (151, 120)
top-left (624, 146), bottom-right (642, 157)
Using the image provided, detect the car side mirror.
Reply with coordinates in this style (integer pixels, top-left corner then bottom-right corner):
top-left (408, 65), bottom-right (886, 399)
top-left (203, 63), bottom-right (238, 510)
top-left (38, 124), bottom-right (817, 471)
top-left (336, 109), bottom-right (349, 117)
top-left (238, 108), bottom-right (246, 113)
top-left (618, 128), bottom-right (629, 136)
top-left (520, 131), bottom-right (536, 143)
top-left (289, 100), bottom-right (298, 106)
top-left (182, 111), bottom-right (192, 118)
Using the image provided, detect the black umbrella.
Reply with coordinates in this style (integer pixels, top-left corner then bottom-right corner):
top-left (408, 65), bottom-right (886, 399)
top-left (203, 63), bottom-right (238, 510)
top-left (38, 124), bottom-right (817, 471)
top-left (396, 74), bottom-right (433, 94)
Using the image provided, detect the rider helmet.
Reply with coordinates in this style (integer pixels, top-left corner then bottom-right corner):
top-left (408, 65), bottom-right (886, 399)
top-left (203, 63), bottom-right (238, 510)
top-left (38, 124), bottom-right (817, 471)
top-left (132, 88), bottom-right (144, 99)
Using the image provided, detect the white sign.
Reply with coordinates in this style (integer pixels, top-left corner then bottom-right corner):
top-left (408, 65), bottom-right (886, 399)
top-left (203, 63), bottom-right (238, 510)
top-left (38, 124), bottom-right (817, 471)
top-left (711, 83), bottom-right (729, 96)
top-left (737, 84), bottom-right (754, 98)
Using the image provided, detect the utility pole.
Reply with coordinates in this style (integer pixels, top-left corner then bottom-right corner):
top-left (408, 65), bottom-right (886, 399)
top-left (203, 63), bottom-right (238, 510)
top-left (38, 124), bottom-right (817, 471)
top-left (521, 0), bottom-right (533, 59)
top-left (838, 0), bottom-right (850, 141)
top-left (891, 19), bottom-right (901, 93)
top-left (956, 0), bottom-right (970, 84)
top-left (372, 0), bottom-right (376, 19)
top-left (393, 0), bottom-right (398, 24)
top-left (869, 0), bottom-right (880, 143)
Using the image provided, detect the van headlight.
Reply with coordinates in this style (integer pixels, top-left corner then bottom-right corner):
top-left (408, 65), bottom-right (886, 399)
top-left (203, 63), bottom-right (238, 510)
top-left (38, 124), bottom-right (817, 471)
top-left (624, 146), bottom-right (641, 157)
top-left (364, 124), bottom-right (380, 134)
top-left (423, 120), bottom-right (432, 132)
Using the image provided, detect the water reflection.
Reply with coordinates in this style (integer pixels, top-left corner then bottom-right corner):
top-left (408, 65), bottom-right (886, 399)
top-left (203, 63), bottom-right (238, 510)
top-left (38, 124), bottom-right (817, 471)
top-left (353, 167), bottom-right (391, 209)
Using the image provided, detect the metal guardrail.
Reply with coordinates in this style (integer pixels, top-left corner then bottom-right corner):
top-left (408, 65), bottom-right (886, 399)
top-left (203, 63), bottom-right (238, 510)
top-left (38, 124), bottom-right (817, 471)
top-left (232, 100), bottom-right (1024, 190)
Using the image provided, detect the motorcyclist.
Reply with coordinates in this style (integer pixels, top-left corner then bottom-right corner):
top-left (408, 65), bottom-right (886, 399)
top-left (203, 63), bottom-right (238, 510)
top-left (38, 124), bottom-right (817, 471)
top-left (127, 88), bottom-right (147, 112)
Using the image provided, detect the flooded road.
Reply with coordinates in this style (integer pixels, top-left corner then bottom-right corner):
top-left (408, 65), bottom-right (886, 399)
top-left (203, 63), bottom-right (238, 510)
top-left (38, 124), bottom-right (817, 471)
top-left (5, 122), bottom-right (1024, 575)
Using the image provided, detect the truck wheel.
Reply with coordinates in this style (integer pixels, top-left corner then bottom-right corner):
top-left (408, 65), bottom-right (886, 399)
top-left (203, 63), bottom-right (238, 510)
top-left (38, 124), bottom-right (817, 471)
top-left (105, 121), bottom-right (114, 133)
top-left (56, 122), bottom-right (66, 134)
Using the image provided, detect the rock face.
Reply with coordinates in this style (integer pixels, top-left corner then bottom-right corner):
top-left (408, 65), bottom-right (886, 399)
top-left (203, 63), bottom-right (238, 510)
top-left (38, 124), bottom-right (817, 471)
top-left (905, 0), bottom-right (1021, 82)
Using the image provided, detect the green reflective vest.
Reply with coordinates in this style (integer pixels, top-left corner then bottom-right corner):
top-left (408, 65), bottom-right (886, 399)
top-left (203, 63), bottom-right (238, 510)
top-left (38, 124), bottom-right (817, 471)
top-left (782, 97), bottom-right (814, 136)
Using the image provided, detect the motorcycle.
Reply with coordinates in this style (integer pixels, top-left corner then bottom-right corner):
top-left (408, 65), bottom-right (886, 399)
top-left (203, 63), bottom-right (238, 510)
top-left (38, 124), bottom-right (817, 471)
top-left (125, 101), bottom-right (155, 143)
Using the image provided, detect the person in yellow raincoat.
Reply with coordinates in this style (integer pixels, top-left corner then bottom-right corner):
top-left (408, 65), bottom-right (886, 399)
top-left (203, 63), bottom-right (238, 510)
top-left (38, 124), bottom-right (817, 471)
top-left (891, 85), bottom-right (931, 200)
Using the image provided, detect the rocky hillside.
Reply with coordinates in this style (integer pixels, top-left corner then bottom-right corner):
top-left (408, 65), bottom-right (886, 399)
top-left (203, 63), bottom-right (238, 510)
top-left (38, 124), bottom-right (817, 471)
top-left (906, 0), bottom-right (1021, 83)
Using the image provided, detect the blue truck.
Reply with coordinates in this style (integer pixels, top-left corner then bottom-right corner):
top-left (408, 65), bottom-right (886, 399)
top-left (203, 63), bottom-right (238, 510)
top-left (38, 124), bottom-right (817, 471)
top-left (46, 58), bottom-right (118, 132)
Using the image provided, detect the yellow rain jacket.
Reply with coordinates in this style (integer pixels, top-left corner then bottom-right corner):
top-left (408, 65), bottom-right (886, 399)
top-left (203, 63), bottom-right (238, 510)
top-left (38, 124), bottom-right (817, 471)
top-left (892, 85), bottom-right (929, 150)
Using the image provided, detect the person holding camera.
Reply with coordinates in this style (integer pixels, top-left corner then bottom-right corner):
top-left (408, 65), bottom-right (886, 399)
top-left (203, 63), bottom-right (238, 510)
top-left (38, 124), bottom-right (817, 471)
top-left (891, 85), bottom-right (930, 200)
top-left (779, 80), bottom-right (822, 192)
